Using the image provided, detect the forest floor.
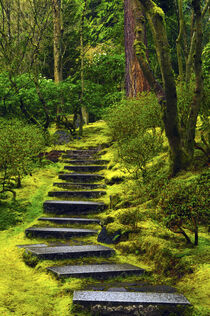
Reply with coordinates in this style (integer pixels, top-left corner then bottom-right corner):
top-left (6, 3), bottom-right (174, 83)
top-left (0, 121), bottom-right (209, 316)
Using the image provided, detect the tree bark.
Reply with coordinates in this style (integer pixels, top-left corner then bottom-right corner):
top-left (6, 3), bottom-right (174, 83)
top-left (136, 0), bottom-right (189, 175)
top-left (176, 0), bottom-right (184, 81)
top-left (52, 0), bottom-right (62, 83)
top-left (185, 0), bottom-right (203, 158)
top-left (52, 0), bottom-right (63, 118)
top-left (80, 0), bottom-right (88, 131)
top-left (124, 0), bottom-right (149, 97)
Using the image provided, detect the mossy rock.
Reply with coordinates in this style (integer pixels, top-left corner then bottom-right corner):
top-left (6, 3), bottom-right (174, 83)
top-left (23, 251), bottom-right (39, 267)
top-left (105, 176), bottom-right (125, 185)
top-left (97, 226), bottom-right (122, 244)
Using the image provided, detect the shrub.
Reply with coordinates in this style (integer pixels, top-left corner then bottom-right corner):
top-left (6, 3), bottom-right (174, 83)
top-left (158, 171), bottom-right (210, 245)
top-left (105, 94), bottom-right (163, 176)
top-left (0, 119), bottom-right (45, 198)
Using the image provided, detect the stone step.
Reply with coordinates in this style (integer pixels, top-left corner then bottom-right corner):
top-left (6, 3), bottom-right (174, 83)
top-left (47, 263), bottom-right (145, 279)
top-left (62, 154), bottom-right (96, 160)
top-left (25, 227), bottom-right (98, 239)
top-left (63, 160), bottom-right (108, 165)
top-left (38, 217), bottom-right (100, 225)
top-left (64, 165), bottom-right (106, 173)
top-left (25, 244), bottom-right (115, 260)
top-left (58, 173), bottom-right (104, 183)
top-left (43, 200), bottom-right (106, 215)
top-left (53, 182), bottom-right (106, 190)
top-left (48, 190), bottom-right (106, 198)
top-left (62, 150), bottom-right (99, 159)
top-left (66, 149), bottom-right (98, 155)
top-left (17, 243), bottom-right (48, 248)
top-left (73, 290), bottom-right (191, 306)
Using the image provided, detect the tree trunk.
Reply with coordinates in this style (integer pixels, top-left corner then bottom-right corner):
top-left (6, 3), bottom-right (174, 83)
top-left (80, 0), bottom-right (88, 129)
top-left (124, 0), bottom-right (149, 97)
top-left (136, 0), bottom-right (189, 176)
top-left (176, 0), bottom-right (184, 81)
top-left (52, 0), bottom-right (62, 118)
top-left (185, 0), bottom-right (203, 158)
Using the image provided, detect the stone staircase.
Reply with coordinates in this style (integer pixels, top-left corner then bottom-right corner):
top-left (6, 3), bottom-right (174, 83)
top-left (19, 147), bottom-right (190, 315)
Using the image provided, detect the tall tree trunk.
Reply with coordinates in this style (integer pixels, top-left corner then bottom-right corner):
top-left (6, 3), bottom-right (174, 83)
top-left (80, 0), bottom-right (88, 132)
top-left (136, 0), bottom-right (189, 176)
top-left (185, 1), bottom-right (207, 85)
top-left (124, 0), bottom-right (149, 97)
top-left (176, 0), bottom-right (184, 81)
top-left (52, 0), bottom-right (62, 118)
top-left (185, 0), bottom-right (203, 157)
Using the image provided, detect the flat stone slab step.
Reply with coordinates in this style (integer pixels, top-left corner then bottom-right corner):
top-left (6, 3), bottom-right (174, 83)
top-left (62, 151), bottom-right (99, 159)
top-left (17, 243), bottom-right (47, 248)
top-left (64, 165), bottom-right (106, 172)
top-left (38, 217), bottom-right (100, 225)
top-left (47, 263), bottom-right (145, 279)
top-left (66, 150), bottom-right (98, 154)
top-left (25, 227), bottom-right (98, 238)
top-left (64, 160), bottom-right (108, 165)
top-left (48, 190), bottom-right (106, 198)
top-left (25, 244), bottom-right (115, 260)
top-left (59, 173), bottom-right (104, 183)
top-left (53, 183), bottom-right (106, 190)
top-left (73, 291), bottom-right (191, 306)
top-left (44, 200), bottom-right (105, 214)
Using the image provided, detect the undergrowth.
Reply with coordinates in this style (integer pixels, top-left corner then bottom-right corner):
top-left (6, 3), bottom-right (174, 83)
top-left (0, 121), bottom-right (209, 315)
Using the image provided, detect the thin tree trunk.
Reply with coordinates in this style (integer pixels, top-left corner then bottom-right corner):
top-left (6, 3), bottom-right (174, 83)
top-left (177, 226), bottom-right (193, 245)
top-left (176, 0), bottom-right (184, 81)
top-left (185, 0), bottom-right (203, 158)
top-left (52, 0), bottom-right (62, 118)
top-left (80, 0), bottom-right (88, 130)
top-left (185, 1), bottom-right (208, 84)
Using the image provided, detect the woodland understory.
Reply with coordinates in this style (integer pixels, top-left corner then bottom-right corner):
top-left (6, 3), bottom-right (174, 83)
top-left (0, 0), bottom-right (209, 315)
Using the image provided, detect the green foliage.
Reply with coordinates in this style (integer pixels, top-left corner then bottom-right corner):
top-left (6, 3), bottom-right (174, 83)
top-left (202, 42), bottom-right (210, 79)
top-left (158, 171), bottom-right (210, 245)
top-left (0, 201), bottom-right (28, 230)
top-left (0, 119), bottom-right (45, 194)
top-left (117, 208), bottom-right (142, 229)
top-left (105, 94), bottom-right (163, 176)
top-left (0, 73), bottom-right (76, 125)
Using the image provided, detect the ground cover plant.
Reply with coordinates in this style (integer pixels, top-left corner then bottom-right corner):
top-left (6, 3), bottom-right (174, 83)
top-left (0, 121), bottom-right (209, 315)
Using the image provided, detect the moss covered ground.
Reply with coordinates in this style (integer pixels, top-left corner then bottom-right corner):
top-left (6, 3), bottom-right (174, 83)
top-left (0, 121), bottom-right (209, 315)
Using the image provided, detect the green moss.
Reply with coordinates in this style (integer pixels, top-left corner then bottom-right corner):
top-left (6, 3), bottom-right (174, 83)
top-left (177, 264), bottom-right (210, 315)
top-left (150, 3), bottom-right (165, 20)
top-left (133, 40), bottom-right (147, 60)
top-left (0, 120), bottom-right (209, 315)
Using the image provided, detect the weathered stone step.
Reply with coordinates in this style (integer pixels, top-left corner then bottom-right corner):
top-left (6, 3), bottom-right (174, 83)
top-left (62, 150), bottom-right (98, 159)
top-left (64, 165), bottom-right (106, 173)
top-left (43, 200), bottom-right (106, 215)
top-left (17, 243), bottom-right (47, 248)
top-left (53, 182), bottom-right (106, 190)
top-left (73, 290), bottom-right (191, 306)
top-left (63, 160), bottom-right (108, 165)
top-left (25, 244), bottom-right (115, 260)
top-left (25, 227), bottom-right (98, 239)
top-left (47, 263), bottom-right (145, 279)
top-left (58, 173), bottom-right (104, 183)
top-left (66, 149), bottom-right (98, 155)
top-left (48, 190), bottom-right (106, 198)
top-left (38, 217), bottom-right (100, 225)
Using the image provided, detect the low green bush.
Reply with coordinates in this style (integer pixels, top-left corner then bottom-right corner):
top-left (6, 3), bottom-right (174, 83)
top-left (105, 93), bottom-right (163, 176)
top-left (0, 119), bottom-right (45, 197)
top-left (158, 170), bottom-right (210, 245)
